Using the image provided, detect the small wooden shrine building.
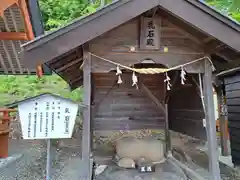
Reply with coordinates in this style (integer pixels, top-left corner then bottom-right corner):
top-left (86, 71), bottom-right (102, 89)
top-left (20, 0), bottom-right (240, 179)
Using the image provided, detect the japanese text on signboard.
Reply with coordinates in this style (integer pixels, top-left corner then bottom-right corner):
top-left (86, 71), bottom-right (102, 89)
top-left (140, 17), bottom-right (160, 50)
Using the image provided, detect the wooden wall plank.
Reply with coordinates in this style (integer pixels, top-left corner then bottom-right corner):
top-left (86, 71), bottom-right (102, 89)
top-left (224, 74), bottom-right (240, 85)
top-left (225, 83), bottom-right (240, 91)
top-left (225, 90), bottom-right (240, 99)
top-left (225, 98), bottom-right (240, 106)
top-left (92, 73), bottom-right (165, 133)
top-left (89, 17), bottom-right (204, 73)
top-left (226, 106), bottom-right (240, 113)
top-left (168, 74), bottom-right (206, 140)
top-left (224, 72), bottom-right (240, 166)
top-left (0, 32), bottom-right (28, 40)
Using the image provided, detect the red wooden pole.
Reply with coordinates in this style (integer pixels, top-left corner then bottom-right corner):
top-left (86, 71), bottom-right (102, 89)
top-left (0, 110), bottom-right (10, 158)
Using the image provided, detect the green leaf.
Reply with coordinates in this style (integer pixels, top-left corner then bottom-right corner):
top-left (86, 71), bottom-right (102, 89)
top-left (39, 0), bottom-right (114, 31)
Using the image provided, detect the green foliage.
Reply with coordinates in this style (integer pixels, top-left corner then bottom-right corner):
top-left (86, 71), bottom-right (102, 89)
top-left (39, 0), bottom-right (240, 31)
top-left (206, 0), bottom-right (240, 22)
top-left (39, 0), bottom-right (93, 30)
top-left (39, 0), bottom-right (113, 31)
top-left (0, 75), bottom-right (83, 107)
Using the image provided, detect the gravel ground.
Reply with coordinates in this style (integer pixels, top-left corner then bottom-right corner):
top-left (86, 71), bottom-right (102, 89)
top-left (0, 140), bottom-right (84, 180)
top-left (1, 133), bottom-right (240, 179)
top-left (95, 161), bottom-right (188, 180)
top-left (0, 140), bottom-right (188, 180)
top-left (171, 132), bottom-right (240, 180)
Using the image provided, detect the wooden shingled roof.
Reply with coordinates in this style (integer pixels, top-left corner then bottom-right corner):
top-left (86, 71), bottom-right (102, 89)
top-left (0, 0), bottom-right (41, 74)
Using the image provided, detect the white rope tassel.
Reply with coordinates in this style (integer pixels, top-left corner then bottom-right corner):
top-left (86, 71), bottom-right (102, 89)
top-left (180, 66), bottom-right (186, 85)
top-left (116, 65), bottom-right (123, 84)
top-left (164, 72), bottom-right (172, 91)
top-left (132, 71), bottom-right (138, 89)
top-left (117, 75), bottom-right (123, 84)
top-left (116, 65), bottom-right (122, 76)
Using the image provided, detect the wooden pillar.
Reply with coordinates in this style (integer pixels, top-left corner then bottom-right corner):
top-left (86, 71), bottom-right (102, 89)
top-left (0, 111), bottom-right (9, 158)
top-left (0, 110), bottom-right (14, 158)
top-left (81, 45), bottom-right (92, 179)
top-left (203, 59), bottom-right (221, 180)
top-left (165, 103), bottom-right (171, 154)
top-left (18, 0), bottom-right (35, 40)
top-left (217, 85), bottom-right (230, 156)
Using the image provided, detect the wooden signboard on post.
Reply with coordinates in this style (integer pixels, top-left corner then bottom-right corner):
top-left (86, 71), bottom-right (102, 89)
top-left (18, 94), bottom-right (79, 139)
top-left (140, 17), bottom-right (160, 50)
top-left (17, 93), bottom-right (85, 180)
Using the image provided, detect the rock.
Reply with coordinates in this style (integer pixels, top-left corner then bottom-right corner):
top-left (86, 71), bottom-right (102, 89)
top-left (118, 157), bottom-right (136, 168)
top-left (116, 137), bottom-right (143, 160)
top-left (142, 137), bottom-right (165, 163)
top-left (116, 137), bottom-right (165, 162)
top-left (137, 157), bottom-right (148, 166)
top-left (95, 165), bottom-right (108, 176)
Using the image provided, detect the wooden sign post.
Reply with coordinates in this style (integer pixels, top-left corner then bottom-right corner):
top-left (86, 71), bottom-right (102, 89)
top-left (17, 93), bottom-right (83, 180)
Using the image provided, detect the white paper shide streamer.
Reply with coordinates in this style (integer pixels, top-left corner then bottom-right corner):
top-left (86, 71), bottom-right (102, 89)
top-left (132, 71), bottom-right (138, 89)
top-left (180, 66), bottom-right (186, 85)
top-left (116, 65), bottom-right (123, 84)
top-left (164, 72), bottom-right (172, 91)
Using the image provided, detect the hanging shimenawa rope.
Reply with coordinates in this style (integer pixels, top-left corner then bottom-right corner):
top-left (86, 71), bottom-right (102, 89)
top-left (87, 52), bottom-right (215, 74)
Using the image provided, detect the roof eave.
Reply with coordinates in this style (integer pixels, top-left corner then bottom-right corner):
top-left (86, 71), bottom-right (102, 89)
top-left (20, 0), bottom-right (240, 72)
top-left (20, 0), bottom-right (159, 68)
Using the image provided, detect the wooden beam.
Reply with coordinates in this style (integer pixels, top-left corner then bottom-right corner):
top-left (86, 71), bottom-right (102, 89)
top-left (0, 53), bottom-right (8, 73)
top-left (81, 44), bottom-right (92, 179)
top-left (0, 32), bottom-right (28, 40)
top-left (2, 40), bottom-right (16, 74)
top-left (164, 103), bottom-right (171, 154)
top-left (203, 36), bottom-right (214, 44)
top-left (215, 53), bottom-right (232, 63)
top-left (18, 0), bottom-right (34, 40)
top-left (141, 82), bottom-right (166, 115)
top-left (165, 19), bottom-right (201, 45)
top-left (0, 0), bottom-right (18, 17)
top-left (69, 76), bottom-right (83, 85)
top-left (203, 59), bottom-right (221, 180)
top-left (2, 13), bottom-right (23, 73)
top-left (9, 5), bottom-right (30, 74)
top-left (109, 51), bottom-right (204, 55)
top-left (56, 58), bottom-right (83, 72)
